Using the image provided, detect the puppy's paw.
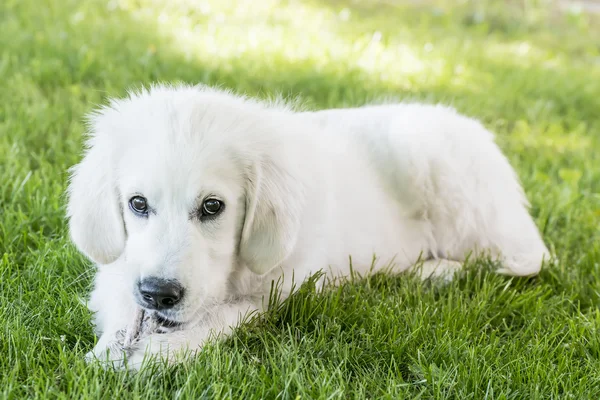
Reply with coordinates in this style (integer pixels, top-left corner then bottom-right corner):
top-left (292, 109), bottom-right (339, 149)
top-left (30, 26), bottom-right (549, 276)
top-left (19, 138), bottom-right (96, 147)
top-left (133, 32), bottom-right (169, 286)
top-left (125, 332), bottom-right (200, 370)
top-left (85, 329), bottom-right (130, 370)
top-left (413, 259), bottom-right (463, 283)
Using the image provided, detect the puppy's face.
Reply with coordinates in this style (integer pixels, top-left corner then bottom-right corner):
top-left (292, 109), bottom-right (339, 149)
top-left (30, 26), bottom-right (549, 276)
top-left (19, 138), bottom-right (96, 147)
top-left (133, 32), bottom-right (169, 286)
top-left (67, 86), bottom-right (305, 329)
top-left (116, 136), bottom-right (245, 325)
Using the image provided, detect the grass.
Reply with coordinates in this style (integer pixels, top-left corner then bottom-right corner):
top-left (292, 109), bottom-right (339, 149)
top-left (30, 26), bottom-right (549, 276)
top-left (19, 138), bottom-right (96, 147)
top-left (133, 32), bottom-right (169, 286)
top-left (1, 0), bottom-right (599, 397)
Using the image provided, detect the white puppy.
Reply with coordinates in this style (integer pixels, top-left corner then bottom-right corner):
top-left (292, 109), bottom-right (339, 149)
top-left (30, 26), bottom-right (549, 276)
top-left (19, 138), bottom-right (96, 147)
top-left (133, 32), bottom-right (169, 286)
top-left (67, 84), bottom-right (549, 369)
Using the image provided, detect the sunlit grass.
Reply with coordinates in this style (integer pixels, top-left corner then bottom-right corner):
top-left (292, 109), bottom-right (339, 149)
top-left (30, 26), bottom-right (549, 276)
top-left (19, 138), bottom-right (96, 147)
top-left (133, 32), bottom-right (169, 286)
top-left (1, 0), bottom-right (599, 398)
top-left (118, 0), bottom-right (598, 91)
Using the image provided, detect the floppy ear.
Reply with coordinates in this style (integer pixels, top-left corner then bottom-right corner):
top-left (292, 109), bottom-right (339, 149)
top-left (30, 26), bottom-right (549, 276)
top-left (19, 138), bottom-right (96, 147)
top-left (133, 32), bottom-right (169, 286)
top-left (67, 135), bottom-right (126, 265)
top-left (239, 158), bottom-right (305, 275)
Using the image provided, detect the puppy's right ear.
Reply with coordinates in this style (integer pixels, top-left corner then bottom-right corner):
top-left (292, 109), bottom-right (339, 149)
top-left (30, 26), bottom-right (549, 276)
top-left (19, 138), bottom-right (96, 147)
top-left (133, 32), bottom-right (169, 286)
top-left (239, 157), bottom-right (305, 276)
top-left (67, 134), bottom-right (126, 265)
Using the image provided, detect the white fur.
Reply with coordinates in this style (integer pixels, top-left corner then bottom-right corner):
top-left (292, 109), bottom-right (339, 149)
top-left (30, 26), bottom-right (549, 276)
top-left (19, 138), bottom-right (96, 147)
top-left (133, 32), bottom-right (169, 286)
top-left (67, 84), bottom-right (549, 369)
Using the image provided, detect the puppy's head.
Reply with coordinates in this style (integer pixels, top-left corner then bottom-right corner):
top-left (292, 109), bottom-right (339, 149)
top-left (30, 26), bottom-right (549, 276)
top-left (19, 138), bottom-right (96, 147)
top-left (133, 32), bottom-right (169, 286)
top-left (67, 85), bottom-right (305, 326)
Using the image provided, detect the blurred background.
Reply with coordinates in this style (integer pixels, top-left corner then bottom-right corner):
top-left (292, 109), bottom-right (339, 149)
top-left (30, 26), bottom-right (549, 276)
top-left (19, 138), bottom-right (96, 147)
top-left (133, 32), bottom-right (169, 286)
top-left (2, 0), bottom-right (599, 108)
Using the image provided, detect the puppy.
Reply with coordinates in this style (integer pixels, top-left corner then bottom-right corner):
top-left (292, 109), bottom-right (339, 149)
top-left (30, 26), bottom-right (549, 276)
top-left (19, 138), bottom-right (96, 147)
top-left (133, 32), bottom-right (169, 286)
top-left (67, 84), bottom-right (549, 369)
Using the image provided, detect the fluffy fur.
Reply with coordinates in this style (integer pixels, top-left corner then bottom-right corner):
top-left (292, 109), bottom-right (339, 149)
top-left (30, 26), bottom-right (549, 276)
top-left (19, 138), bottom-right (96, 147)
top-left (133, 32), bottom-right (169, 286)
top-left (67, 84), bottom-right (549, 369)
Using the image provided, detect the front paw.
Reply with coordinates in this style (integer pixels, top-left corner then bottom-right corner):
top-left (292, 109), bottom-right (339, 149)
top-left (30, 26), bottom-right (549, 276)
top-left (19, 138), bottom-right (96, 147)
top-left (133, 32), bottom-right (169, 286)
top-left (125, 332), bottom-right (200, 370)
top-left (85, 329), bottom-right (130, 369)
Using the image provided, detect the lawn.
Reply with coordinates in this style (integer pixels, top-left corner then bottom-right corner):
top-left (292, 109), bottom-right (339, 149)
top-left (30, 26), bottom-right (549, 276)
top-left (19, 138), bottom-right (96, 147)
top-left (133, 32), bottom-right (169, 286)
top-left (1, 0), bottom-right (599, 398)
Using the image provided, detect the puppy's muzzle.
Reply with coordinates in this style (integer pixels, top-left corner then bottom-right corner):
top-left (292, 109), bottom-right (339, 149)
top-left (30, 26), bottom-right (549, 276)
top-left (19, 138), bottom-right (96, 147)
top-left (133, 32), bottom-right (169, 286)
top-left (137, 277), bottom-right (184, 311)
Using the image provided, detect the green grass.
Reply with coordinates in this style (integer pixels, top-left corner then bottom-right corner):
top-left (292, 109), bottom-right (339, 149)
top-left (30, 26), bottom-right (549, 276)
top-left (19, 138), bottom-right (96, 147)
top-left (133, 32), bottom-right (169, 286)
top-left (1, 0), bottom-right (600, 397)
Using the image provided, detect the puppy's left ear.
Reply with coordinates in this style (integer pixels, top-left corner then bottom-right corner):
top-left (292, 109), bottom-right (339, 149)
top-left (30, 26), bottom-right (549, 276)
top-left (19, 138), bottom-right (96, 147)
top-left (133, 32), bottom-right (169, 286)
top-left (239, 158), bottom-right (305, 275)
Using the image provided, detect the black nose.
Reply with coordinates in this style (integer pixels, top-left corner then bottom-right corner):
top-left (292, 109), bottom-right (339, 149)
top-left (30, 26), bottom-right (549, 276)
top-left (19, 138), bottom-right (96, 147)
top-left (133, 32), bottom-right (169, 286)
top-left (137, 277), bottom-right (184, 310)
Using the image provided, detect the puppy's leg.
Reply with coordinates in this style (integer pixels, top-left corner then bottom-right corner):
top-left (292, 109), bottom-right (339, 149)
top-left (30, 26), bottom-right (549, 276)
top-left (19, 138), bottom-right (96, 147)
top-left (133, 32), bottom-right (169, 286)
top-left (86, 262), bottom-right (139, 366)
top-left (126, 300), bottom-right (258, 370)
top-left (426, 120), bottom-right (551, 276)
top-left (412, 259), bottom-right (463, 282)
top-left (477, 202), bottom-right (550, 277)
top-left (385, 111), bottom-right (549, 276)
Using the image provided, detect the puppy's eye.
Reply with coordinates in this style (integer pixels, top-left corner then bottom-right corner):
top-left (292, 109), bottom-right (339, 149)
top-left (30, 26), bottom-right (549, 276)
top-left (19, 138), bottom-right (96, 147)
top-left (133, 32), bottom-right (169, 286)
top-left (129, 196), bottom-right (148, 216)
top-left (201, 199), bottom-right (223, 217)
